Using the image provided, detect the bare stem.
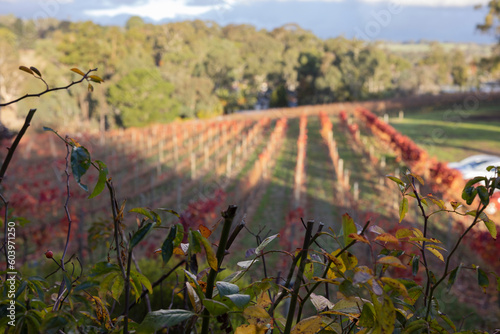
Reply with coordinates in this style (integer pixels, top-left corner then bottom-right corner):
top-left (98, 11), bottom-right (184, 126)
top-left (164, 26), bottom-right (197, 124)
top-left (0, 69), bottom-right (98, 107)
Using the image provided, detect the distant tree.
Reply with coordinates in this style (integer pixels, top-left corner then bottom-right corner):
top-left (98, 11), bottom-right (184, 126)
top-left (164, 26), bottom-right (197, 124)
top-left (107, 68), bottom-right (180, 127)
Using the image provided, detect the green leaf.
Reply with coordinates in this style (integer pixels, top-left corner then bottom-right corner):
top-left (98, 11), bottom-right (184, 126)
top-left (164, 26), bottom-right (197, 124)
top-left (224, 294), bottom-right (251, 309)
top-left (255, 233), bottom-right (279, 255)
top-left (404, 319), bottom-right (428, 333)
top-left (71, 146), bottom-right (91, 191)
top-left (465, 176), bottom-right (486, 189)
top-left (477, 267), bottom-right (489, 293)
top-left (373, 294), bottom-right (396, 334)
top-left (129, 207), bottom-right (154, 221)
top-left (41, 312), bottom-right (72, 334)
top-left (88, 162), bottom-right (108, 199)
top-left (408, 172), bottom-right (424, 185)
top-left (188, 230), bottom-right (201, 254)
top-left (462, 186), bottom-right (478, 205)
top-left (438, 312), bottom-right (456, 331)
top-left (161, 225), bottom-right (178, 264)
top-left (479, 213), bottom-right (497, 240)
top-left (192, 230), bottom-right (218, 271)
top-left (158, 208), bottom-right (180, 218)
top-left (42, 126), bottom-right (56, 133)
top-left (387, 175), bottom-right (405, 188)
top-left (89, 262), bottom-right (120, 277)
top-left (136, 309), bottom-right (194, 333)
top-left (342, 213), bottom-right (357, 246)
top-left (358, 303), bottom-right (375, 328)
top-left (477, 186), bottom-right (489, 206)
top-left (216, 281), bottom-right (239, 297)
top-left (202, 299), bottom-right (230, 316)
top-left (99, 272), bottom-right (124, 302)
top-left (129, 222), bottom-right (154, 250)
top-left (446, 264), bottom-right (462, 291)
top-left (399, 197), bottom-right (409, 223)
top-left (131, 271), bottom-right (153, 295)
top-left (412, 255), bottom-right (420, 277)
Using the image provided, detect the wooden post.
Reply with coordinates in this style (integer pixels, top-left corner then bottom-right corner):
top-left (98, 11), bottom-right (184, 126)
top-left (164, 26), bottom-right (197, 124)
top-left (399, 110), bottom-right (404, 120)
top-left (191, 153), bottom-right (197, 180)
top-left (173, 134), bottom-right (179, 170)
top-left (226, 152), bottom-right (232, 176)
top-left (204, 145), bottom-right (209, 170)
top-left (344, 169), bottom-right (350, 189)
top-left (353, 182), bottom-right (359, 201)
top-left (338, 158), bottom-right (344, 181)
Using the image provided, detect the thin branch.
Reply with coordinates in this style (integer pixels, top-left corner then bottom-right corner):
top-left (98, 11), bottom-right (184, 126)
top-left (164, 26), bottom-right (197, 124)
top-left (0, 69), bottom-right (97, 107)
top-left (0, 109), bottom-right (37, 184)
top-left (61, 140), bottom-right (73, 270)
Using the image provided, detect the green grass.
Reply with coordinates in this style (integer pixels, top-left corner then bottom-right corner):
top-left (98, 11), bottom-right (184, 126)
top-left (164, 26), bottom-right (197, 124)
top-left (390, 105), bottom-right (500, 162)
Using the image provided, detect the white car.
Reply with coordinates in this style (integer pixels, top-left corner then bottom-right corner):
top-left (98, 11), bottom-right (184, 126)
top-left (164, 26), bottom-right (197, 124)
top-left (448, 154), bottom-right (500, 180)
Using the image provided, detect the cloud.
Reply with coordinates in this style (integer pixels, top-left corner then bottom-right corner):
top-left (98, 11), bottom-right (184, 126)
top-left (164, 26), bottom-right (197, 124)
top-left (358, 0), bottom-right (489, 7)
top-left (83, 0), bottom-right (491, 21)
top-left (85, 0), bottom-right (233, 20)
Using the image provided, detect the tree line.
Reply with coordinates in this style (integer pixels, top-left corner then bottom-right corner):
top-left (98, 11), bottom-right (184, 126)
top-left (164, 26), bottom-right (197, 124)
top-left (0, 15), bottom-right (486, 130)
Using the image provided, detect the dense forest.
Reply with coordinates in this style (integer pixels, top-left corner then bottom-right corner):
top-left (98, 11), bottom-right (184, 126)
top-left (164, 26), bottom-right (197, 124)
top-left (0, 15), bottom-right (493, 131)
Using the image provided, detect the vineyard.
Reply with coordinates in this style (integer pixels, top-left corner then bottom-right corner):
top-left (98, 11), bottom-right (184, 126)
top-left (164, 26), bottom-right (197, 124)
top-left (3, 93), bottom-right (500, 328)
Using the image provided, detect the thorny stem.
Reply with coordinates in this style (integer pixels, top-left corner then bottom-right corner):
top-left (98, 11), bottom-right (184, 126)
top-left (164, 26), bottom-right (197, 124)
top-left (0, 69), bottom-right (98, 107)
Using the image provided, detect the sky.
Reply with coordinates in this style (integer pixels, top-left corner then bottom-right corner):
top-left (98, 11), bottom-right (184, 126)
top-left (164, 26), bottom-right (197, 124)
top-left (0, 0), bottom-right (496, 43)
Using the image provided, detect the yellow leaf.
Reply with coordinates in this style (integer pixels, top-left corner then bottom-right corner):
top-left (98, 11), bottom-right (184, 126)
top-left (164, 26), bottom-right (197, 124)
top-left (71, 68), bottom-right (86, 76)
top-left (375, 233), bottom-right (399, 244)
top-left (348, 233), bottom-right (370, 244)
top-left (88, 83), bottom-right (94, 92)
top-left (243, 305), bottom-right (271, 325)
top-left (235, 324), bottom-right (269, 334)
top-left (377, 256), bottom-right (406, 269)
top-left (381, 277), bottom-right (409, 298)
top-left (19, 66), bottom-right (34, 75)
top-left (257, 290), bottom-right (272, 308)
top-left (185, 282), bottom-right (202, 313)
top-left (425, 246), bottom-right (444, 262)
top-left (199, 225), bottom-right (212, 238)
top-left (412, 228), bottom-right (424, 238)
top-left (409, 237), bottom-right (441, 243)
top-left (89, 296), bottom-right (112, 329)
top-left (291, 316), bottom-right (324, 334)
top-left (89, 75), bottom-right (104, 83)
top-left (395, 228), bottom-right (413, 239)
top-left (326, 249), bottom-right (346, 279)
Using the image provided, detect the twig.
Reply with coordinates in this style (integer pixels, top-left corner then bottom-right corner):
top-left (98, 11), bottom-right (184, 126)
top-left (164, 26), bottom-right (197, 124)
top-left (0, 69), bottom-right (97, 107)
top-left (61, 140), bottom-right (73, 270)
top-left (0, 109), bottom-right (37, 184)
